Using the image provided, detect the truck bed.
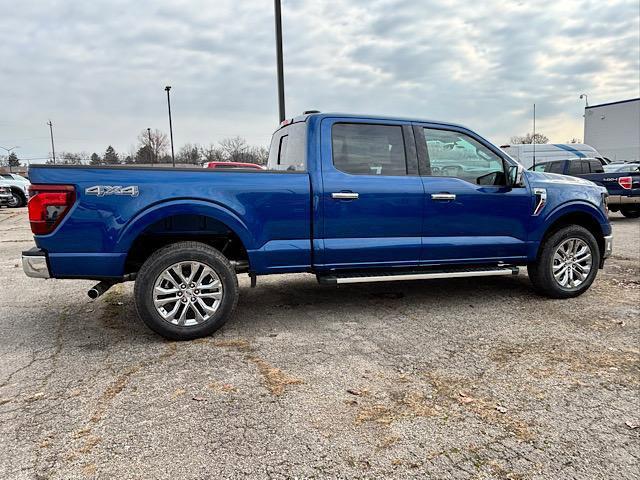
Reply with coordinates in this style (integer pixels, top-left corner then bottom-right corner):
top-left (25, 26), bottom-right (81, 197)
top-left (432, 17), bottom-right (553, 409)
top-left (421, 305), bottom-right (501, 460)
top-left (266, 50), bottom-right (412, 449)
top-left (28, 165), bottom-right (312, 278)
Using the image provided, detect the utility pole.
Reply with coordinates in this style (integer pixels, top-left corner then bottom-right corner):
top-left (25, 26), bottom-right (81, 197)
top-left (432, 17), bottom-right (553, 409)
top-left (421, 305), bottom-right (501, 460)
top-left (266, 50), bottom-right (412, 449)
top-left (274, 0), bottom-right (286, 123)
top-left (147, 127), bottom-right (154, 165)
top-left (165, 86), bottom-right (175, 167)
top-left (47, 120), bottom-right (56, 165)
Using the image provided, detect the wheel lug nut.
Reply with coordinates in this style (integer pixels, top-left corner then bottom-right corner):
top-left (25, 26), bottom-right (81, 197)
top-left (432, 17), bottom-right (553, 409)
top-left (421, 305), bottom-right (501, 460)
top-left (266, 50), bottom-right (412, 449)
top-left (181, 298), bottom-right (188, 303)
top-left (190, 283), bottom-right (195, 288)
top-left (191, 297), bottom-right (196, 302)
top-left (180, 284), bottom-right (186, 289)
top-left (194, 290), bottom-right (199, 294)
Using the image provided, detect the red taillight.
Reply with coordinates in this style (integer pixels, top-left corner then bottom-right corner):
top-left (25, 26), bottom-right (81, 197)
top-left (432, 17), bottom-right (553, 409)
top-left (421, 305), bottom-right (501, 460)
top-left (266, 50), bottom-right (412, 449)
top-left (28, 185), bottom-right (76, 235)
top-left (618, 176), bottom-right (633, 190)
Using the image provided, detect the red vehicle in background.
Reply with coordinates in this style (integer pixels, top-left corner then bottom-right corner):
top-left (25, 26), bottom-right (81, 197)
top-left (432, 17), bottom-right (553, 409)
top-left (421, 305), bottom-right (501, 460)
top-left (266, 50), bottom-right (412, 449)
top-left (204, 161), bottom-right (265, 170)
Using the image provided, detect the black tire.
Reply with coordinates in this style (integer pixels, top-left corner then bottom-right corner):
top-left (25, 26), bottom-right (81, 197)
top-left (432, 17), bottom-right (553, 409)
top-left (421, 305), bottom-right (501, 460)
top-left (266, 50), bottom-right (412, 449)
top-left (527, 225), bottom-right (600, 299)
top-left (620, 207), bottom-right (640, 219)
top-left (134, 241), bottom-right (239, 340)
top-left (8, 191), bottom-right (23, 208)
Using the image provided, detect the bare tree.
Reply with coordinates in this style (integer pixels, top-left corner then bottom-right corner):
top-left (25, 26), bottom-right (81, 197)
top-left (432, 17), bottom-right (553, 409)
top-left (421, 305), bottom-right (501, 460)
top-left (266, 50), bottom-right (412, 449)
top-left (137, 129), bottom-right (169, 164)
top-left (510, 133), bottom-right (549, 145)
top-left (47, 151), bottom-right (86, 165)
top-left (219, 136), bottom-right (249, 162)
top-left (177, 143), bottom-right (201, 165)
top-left (248, 146), bottom-right (269, 165)
top-left (200, 143), bottom-right (225, 163)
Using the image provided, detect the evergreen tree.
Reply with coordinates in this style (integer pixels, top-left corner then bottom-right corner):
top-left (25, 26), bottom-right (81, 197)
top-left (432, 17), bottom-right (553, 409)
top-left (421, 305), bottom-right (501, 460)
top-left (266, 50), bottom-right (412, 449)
top-left (90, 153), bottom-right (102, 165)
top-left (103, 146), bottom-right (120, 165)
top-left (8, 152), bottom-right (20, 169)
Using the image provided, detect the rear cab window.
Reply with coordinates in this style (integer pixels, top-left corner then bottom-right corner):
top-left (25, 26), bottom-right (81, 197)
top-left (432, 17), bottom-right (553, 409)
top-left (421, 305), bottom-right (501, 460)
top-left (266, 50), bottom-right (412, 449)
top-left (331, 123), bottom-right (407, 176)
top-left (267, 122), bottom-right (307, 171)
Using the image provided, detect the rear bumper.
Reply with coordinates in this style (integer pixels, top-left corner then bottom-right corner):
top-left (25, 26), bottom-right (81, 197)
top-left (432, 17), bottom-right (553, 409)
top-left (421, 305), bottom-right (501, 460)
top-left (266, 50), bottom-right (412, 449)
top-left (608, 195), bottom-right (640, 205)
top-left (22, 248), bottom-right (50, 279)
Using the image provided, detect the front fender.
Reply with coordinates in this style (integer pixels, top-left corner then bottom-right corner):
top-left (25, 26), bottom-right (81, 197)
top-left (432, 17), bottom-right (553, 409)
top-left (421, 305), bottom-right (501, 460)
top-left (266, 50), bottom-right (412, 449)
top-left (116, 198), bottom-right (256, 254)
top-left (546, 200), bottom-right (609, 228)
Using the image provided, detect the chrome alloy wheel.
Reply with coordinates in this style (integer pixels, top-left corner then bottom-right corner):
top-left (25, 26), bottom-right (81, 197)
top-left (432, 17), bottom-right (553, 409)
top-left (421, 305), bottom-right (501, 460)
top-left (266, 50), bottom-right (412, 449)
top-left (153, 261), bottom-right (223, 326)
top-left (552, 238), bottom-right (593, 289)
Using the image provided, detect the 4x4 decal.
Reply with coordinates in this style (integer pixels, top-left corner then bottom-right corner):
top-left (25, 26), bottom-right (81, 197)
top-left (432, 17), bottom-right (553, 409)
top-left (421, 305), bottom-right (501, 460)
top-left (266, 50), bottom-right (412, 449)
top-left (85, 185), bottom-right (139, 197)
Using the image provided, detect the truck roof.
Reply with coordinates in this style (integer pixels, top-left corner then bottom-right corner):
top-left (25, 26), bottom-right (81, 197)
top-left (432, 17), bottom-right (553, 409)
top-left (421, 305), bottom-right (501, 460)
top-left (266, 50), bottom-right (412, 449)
top-left (285, 111), bottom-right (470, 131)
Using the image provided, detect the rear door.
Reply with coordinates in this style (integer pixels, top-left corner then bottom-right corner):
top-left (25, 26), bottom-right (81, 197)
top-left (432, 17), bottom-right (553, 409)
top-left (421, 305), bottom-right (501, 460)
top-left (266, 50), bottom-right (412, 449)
top-left (318, 118), bottom-right (424, 269)
top-left (415, 124), bottom-right (532, 263)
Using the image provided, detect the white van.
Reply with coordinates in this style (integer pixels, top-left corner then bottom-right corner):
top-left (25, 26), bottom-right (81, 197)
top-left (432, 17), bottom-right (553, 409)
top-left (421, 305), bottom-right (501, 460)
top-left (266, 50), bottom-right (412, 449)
top-left (499, 143), bottom-right (607, 169)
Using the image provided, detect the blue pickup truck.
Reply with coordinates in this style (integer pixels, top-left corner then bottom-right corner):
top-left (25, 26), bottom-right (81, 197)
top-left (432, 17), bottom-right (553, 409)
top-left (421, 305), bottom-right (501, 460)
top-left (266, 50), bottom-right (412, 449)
top-left (531, 158), bottom-right (640, 218)
top-left (23, 113), bottom-right (613, 340)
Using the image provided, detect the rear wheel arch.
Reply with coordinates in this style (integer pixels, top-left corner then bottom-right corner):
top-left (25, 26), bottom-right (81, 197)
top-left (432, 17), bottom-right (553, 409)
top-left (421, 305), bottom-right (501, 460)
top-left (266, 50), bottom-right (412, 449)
top-left (119, 201), bottom-right (256, 274)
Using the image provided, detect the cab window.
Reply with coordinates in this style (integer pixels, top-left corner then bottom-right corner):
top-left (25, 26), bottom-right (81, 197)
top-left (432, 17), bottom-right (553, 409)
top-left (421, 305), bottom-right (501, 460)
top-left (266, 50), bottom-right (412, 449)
top-left (422, 128), bottom-right (505, 185)
top-left (589, 160), bottom-right (604, 173)
top-left (267, 122), bottom-right (306, 171)
top-left (332, 123), bottom-right (407, 176)
top-left (568, 161), bottom-right (586, 175)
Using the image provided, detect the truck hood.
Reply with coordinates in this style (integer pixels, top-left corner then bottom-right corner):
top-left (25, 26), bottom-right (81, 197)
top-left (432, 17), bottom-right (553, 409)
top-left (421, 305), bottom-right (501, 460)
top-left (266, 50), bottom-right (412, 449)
top-left (525, 170), bottom-right (597, 188)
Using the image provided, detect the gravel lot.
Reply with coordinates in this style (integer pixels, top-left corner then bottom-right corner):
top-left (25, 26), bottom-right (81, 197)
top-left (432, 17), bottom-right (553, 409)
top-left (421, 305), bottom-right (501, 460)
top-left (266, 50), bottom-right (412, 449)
top-left (0, 207), bottom-right (638, 479)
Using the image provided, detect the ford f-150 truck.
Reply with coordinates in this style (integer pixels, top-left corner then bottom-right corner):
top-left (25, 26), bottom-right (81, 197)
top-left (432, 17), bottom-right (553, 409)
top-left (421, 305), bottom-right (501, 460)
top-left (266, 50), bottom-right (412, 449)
top-left (23, 113), bottom-right (613, 340)
top-left (531, 159), bottom-right (640, 218)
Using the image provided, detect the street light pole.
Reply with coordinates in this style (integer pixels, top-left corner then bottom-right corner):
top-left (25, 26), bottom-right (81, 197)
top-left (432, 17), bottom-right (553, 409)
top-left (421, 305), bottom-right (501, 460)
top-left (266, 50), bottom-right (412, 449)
top-left (579, 93), bottom-right (589, 108)
top-left (165, 86), bottom-right (176, 167)
top-left (274, 0), bottom-right (286, 123)
top-left (147, 127), bottom-right (154, 166)
top-left (47, 120), bottom-right (56, 165)
top-left (0, 145), bottom-right (19, 173)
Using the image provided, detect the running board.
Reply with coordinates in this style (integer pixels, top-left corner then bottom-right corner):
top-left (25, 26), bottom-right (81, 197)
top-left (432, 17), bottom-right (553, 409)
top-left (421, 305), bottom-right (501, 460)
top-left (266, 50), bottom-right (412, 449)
top-left (318, 266), bottom-right (519, 285)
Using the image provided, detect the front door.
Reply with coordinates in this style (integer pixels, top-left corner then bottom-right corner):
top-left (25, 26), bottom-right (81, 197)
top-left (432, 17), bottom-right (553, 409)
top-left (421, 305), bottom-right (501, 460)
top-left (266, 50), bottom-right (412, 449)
top-left (317, 119), bottom-right (424, 269)
top-left (415, 124), bottom-right (532, 263)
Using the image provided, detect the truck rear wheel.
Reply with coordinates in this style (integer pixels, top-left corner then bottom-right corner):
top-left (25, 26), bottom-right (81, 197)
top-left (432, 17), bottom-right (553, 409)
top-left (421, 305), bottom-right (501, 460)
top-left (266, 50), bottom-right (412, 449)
top-left (134, 241), bottom-right (239, 340)
top-left (620, 207), bottom-right (640, 219)
top-left (527, 225), bottom-right (600, 299)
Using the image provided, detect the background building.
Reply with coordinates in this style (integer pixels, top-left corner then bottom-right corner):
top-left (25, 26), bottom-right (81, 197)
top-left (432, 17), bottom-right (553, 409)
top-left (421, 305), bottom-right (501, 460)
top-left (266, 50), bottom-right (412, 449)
top-left (584, 98), bottom-right (640, 162)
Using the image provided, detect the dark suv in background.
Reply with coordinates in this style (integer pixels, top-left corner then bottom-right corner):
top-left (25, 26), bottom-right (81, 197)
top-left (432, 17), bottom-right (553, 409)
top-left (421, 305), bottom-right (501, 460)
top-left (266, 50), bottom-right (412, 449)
top-left (531, 158), bottom-right (640, 218)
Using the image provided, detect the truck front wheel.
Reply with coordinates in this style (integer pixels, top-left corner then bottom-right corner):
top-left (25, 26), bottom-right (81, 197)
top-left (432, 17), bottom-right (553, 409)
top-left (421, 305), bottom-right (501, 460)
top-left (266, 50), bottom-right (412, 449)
top-left (134, 241), bottom-right (239, 340)
top-left (527, 225), bottom-right (600, 298)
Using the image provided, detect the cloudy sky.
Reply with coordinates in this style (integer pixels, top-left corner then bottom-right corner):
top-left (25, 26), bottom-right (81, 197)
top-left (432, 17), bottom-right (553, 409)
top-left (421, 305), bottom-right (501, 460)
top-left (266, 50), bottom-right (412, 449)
top-left (1, 0), bottom-right (638, 163)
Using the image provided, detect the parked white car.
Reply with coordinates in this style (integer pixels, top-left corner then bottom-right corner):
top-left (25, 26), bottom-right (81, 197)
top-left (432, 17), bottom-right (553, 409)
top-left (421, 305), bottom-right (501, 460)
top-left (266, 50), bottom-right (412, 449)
top-left (0, 183), bottom-right (12, 207)
top-left (0, 173), bottom-right (30, 207)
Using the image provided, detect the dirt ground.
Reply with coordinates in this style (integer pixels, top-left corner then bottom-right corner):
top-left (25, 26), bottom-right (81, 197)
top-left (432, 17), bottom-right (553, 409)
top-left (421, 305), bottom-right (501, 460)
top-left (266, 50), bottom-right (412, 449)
top-left (0, 207), bottom-right (638, 479)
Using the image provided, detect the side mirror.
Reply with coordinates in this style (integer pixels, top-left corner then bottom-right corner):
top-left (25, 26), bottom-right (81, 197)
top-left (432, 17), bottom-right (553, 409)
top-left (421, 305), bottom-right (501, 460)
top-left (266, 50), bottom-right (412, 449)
top-left (508, 164), bottom-right (525, 187)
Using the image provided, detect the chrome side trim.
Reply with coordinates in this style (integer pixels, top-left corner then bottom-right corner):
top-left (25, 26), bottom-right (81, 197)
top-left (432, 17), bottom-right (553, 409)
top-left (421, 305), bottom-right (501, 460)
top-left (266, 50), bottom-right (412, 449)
top-left (22, 255), bottom-right (50, 279)
top-left (334, 268), bottom-right (518, 284)
top-left (533, 188), bottom-right (547, 216)
top-left (603, 235), bottom-right (613, 259)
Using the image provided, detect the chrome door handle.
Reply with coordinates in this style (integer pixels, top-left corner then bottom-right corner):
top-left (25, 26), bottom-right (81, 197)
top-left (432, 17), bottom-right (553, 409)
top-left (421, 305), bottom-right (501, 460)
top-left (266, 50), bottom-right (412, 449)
top-left (332, 192), bottom-right (359, 200)
top-left (431, 193), bottom-right (456, 201)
